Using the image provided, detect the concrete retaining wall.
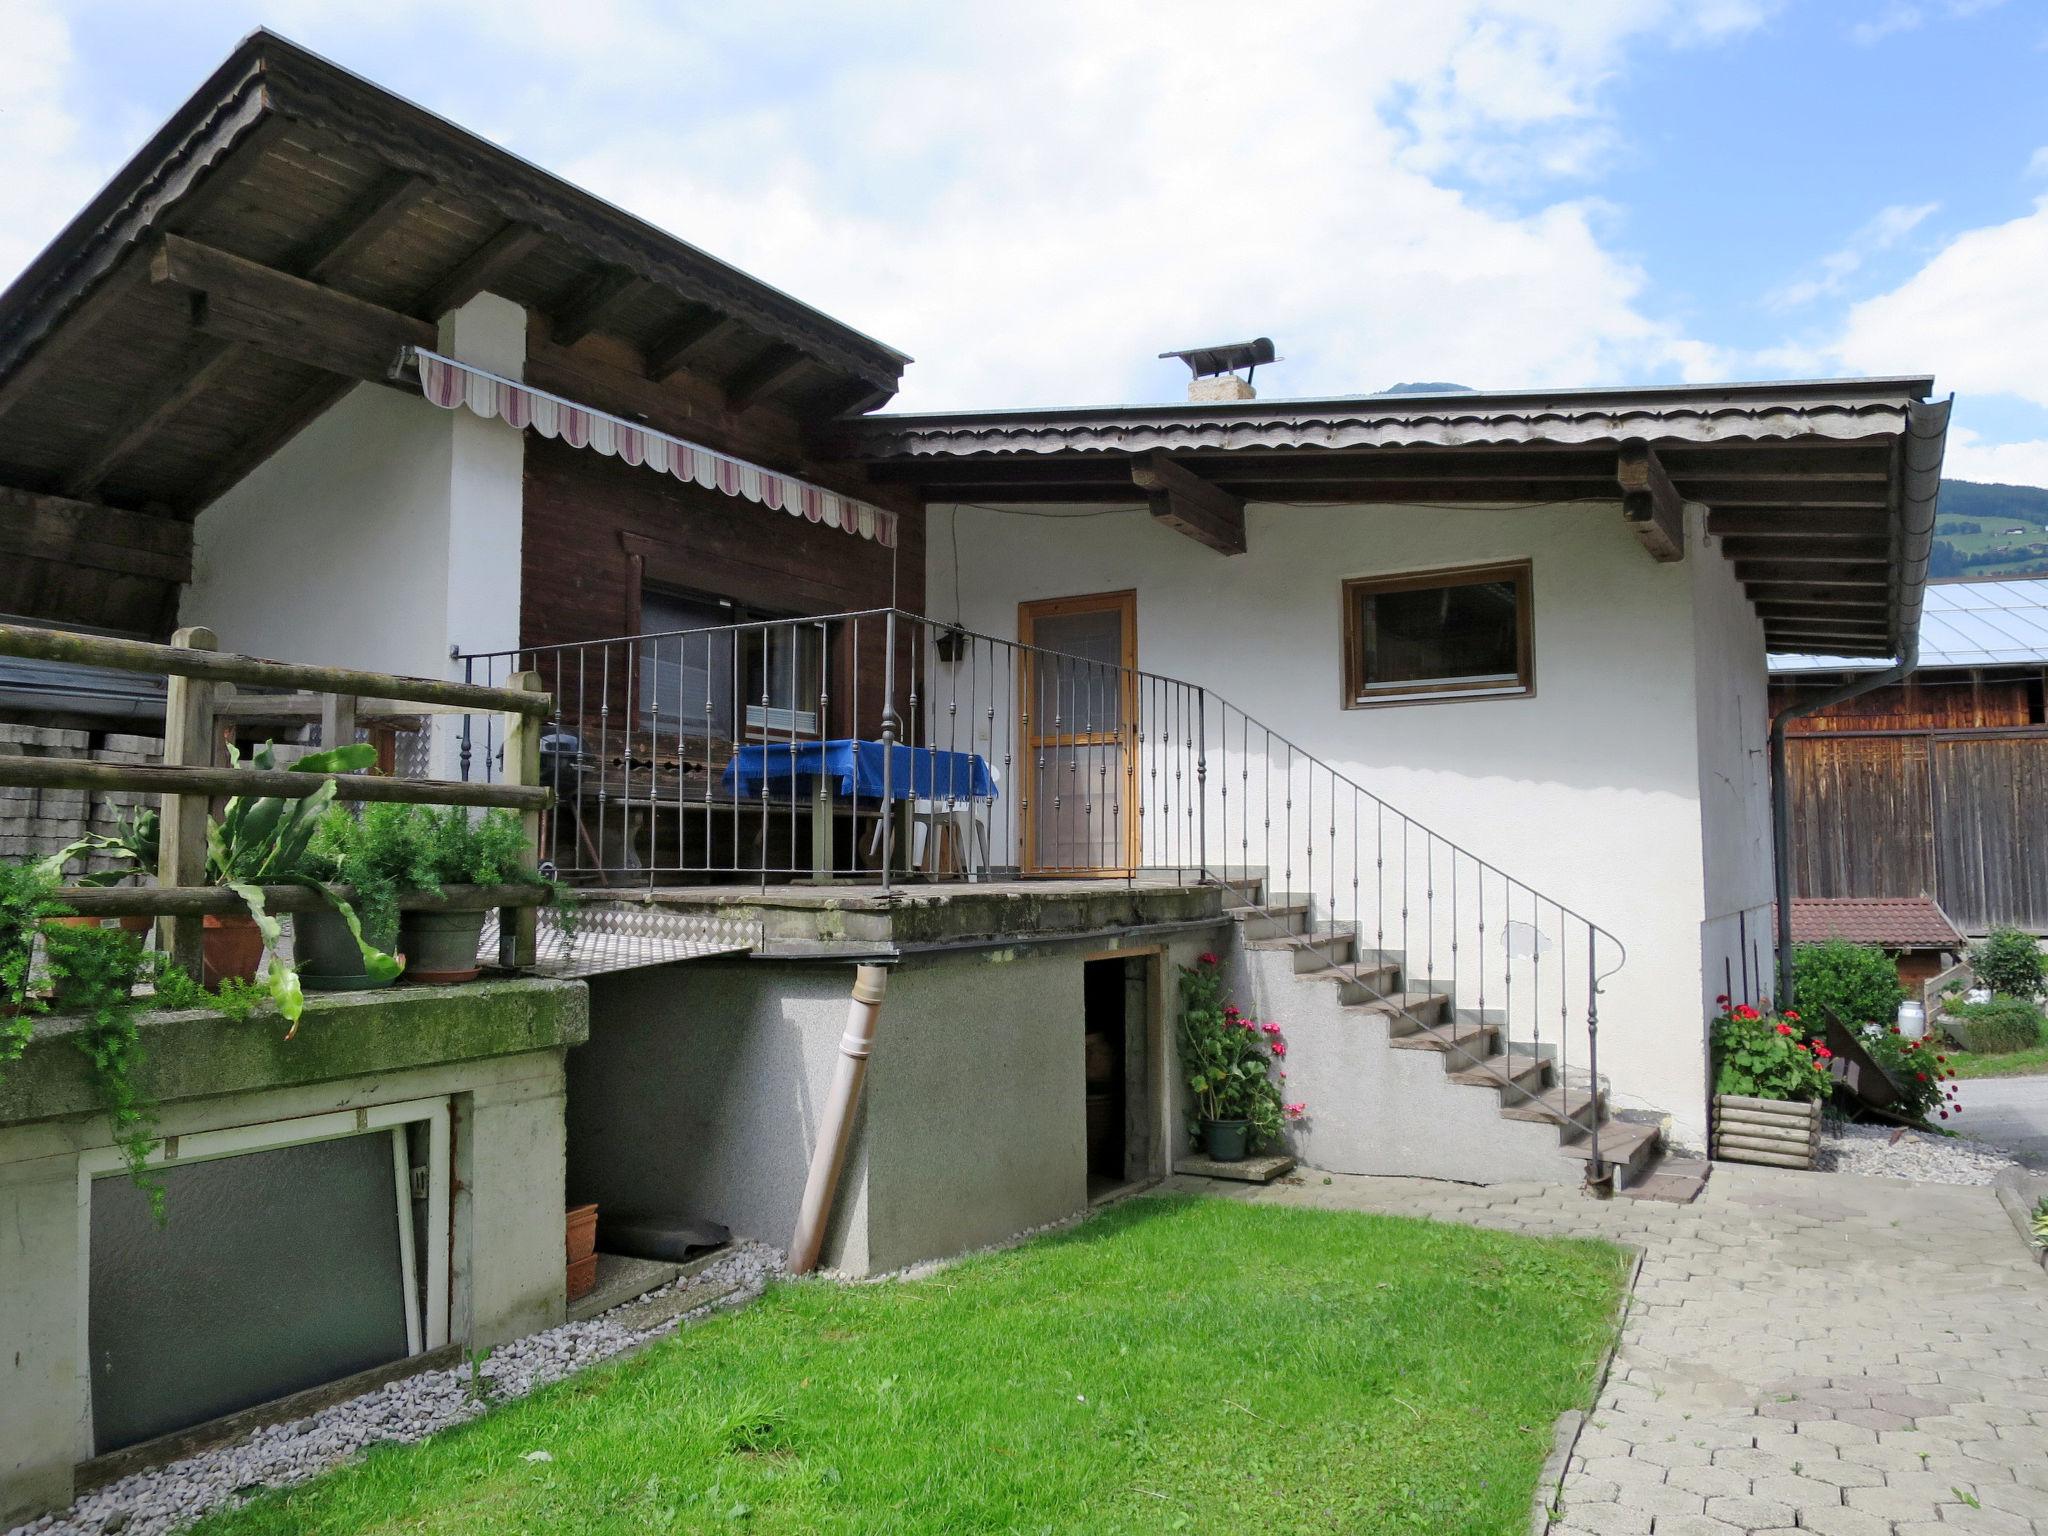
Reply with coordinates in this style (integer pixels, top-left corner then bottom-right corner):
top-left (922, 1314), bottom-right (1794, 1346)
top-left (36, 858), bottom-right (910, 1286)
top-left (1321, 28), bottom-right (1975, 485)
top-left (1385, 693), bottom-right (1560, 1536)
top-left (570, 927), bottom-right (1226, 1277)
top-left (0, 979), bottom-right (586, 1528)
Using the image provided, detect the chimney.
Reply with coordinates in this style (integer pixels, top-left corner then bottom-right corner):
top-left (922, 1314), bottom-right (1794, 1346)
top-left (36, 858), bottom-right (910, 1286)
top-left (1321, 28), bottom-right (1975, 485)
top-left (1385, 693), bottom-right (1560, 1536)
top-left (1159, 337), bottom-right (1276, 403)
top-left (1188, 373), bottom-right (1257, 403)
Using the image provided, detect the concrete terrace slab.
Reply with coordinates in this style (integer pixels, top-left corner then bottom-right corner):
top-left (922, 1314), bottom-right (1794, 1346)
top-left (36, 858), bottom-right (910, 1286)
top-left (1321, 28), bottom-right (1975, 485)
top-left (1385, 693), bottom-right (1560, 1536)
top-left (615, 875), bottom-right (1229, 954)
top-left (1167, 1162), bottom-right (2048, 1535)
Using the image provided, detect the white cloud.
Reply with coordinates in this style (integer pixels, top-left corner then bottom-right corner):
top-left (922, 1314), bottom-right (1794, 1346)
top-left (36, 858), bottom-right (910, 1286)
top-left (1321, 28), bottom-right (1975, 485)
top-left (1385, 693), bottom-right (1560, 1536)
top-left (527, 1), bottom-right (1751, 408)
top-left (1851, 0), bottom-right (2008, 45)
top-left (0, 0), bottom-right (105, 284)
top-left (2028, 145), bottom-right (2048, 178)
top-left (1835, 196), bottom-right (2048, 408)
top-left (1767, 201), bottom-right (1938, 309)
top-left (1942, 428), bottom-right (2048, 489)
top-left (0, 1), bottom-right (1762, 412)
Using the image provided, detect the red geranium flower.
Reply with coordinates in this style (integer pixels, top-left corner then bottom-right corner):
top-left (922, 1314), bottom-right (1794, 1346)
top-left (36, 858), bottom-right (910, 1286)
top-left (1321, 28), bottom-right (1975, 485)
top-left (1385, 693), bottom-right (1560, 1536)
top-left (1198, 951), bottom-right (1219, 967)
top-left (1783, 1009), bottom-right (1800, 1022)
top-left (1775, 1022), bottom-right (1794, 1036)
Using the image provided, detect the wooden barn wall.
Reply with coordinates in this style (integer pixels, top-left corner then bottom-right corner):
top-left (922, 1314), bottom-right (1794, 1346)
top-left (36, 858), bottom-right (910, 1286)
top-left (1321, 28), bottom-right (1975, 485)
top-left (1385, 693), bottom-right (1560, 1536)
top-left (1769, 677), bottom-right (2033, 733)
top-left (1785, 729), bottom-right (2048, 932)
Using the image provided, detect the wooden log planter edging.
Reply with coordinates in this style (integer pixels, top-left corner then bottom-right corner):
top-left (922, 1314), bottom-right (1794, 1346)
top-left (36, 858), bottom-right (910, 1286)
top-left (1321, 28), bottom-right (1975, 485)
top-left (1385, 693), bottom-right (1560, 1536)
top-left (1711, 1093), bottom-right (1822, 1170)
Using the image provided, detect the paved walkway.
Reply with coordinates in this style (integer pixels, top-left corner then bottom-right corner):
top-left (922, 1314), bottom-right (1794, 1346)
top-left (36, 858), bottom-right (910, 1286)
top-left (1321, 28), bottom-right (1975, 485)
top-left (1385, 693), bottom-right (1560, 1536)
top-left (1958, 1076), bottom-right (2048, 1170)
top-left (1169, 1162), bottom-right (2048, 1535)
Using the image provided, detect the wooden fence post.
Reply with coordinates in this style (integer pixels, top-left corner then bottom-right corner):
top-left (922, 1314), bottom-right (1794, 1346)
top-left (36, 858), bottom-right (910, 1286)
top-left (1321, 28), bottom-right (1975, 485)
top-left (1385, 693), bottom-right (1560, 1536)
top-left (321, 690), bottom-right (358, 757)
top-left (158, 627), bottom-right (218, 977)
top-left (499, 672), bottom-right (545, 970)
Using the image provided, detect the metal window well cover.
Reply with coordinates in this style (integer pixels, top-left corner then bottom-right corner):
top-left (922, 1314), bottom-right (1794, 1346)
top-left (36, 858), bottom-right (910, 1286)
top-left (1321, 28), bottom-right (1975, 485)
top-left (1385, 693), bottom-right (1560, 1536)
top-left (477, 902), bottom-right (761, 978)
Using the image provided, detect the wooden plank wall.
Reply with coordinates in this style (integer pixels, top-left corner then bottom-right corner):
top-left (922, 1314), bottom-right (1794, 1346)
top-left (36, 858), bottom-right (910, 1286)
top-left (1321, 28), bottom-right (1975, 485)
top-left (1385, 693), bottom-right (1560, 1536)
top-left (1786, 730), bottom-right (2048, 931)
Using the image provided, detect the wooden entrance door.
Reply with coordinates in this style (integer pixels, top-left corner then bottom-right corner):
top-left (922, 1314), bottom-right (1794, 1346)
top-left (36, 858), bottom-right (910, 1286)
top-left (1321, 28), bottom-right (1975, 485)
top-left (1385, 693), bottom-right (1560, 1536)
top-left (1019, 590), bottom-right (1138, 874)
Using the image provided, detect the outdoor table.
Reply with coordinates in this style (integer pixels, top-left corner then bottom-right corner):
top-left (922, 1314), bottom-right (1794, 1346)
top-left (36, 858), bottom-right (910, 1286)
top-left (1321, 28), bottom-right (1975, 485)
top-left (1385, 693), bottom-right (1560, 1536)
top-left (720, 739), bottom-right (998, 878)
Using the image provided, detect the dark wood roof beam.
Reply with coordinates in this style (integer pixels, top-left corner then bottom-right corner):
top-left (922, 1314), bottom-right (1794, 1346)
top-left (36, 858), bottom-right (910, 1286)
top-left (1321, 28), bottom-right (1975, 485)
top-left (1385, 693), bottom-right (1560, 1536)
top-left (642, 309), bottom-right (733, 381)
top-left (812, 377), bottom-right (897, 418)
top-left (413, 221), bottom-right (545, 319)
top-left (1132, 450), bottom-right (1246, 555)
top-left (150, 233), bottom-right (434, 384)
top-left (60, 337), bottom-right (243, 498)
top-left (722, 341), bottom-right (811, 415)
top-left (1734, 560), bottom-right (1890, 587)
top-left (1720, 536), bottom-right (1892, 563)
top-left (1616, 442), bottom-right (1685, 562)
top-left (0, 486), bottom-right (194, 582)
top-left (548, 264), bottom-right (643, 347)
top-left (295, 170), bottom-right (435, 284)
top-left (1706, 509), bottom-right (1889, 538)
top-left (0, 258), bottom-right (148, 428)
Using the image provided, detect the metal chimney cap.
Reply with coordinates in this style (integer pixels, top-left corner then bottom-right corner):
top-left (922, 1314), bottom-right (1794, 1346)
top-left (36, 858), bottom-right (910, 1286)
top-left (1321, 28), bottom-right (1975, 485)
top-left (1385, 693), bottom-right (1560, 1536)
top-left (1157, 337), bottom-right (1277, 378)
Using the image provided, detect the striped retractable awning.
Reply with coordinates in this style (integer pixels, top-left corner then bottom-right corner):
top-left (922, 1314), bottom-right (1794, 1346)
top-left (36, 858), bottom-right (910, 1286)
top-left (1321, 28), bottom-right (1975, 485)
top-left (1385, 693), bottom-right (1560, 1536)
top-left (403, 347), bottom-right (898, 547)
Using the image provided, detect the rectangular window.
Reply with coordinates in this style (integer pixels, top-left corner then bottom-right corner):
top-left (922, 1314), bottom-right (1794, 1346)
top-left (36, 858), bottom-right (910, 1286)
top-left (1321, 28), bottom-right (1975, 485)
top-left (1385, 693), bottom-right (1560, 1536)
top-left (1341, 561), bottom-right (1533, 706)
top-left (637, 589), bottom-right (826, 741)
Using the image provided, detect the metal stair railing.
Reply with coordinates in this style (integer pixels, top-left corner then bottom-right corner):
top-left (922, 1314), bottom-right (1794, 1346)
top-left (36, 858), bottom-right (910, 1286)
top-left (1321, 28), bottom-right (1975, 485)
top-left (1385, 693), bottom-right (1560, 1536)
top-left (452, 608), bottom-right (1628, 1174)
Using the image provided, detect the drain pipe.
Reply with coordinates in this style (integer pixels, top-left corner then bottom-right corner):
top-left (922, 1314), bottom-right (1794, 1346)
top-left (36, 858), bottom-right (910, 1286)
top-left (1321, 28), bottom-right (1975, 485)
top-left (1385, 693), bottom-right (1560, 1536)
top-left (789, 964), bottom-right (888, 1276)
top-left (1770, 395), bottom-right (1948, 1006)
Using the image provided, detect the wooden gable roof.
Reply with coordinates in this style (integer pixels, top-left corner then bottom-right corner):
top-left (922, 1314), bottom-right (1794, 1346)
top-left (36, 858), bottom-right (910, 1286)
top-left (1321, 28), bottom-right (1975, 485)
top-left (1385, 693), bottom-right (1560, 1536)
top-left (0, 31), bottom-right (908, 635)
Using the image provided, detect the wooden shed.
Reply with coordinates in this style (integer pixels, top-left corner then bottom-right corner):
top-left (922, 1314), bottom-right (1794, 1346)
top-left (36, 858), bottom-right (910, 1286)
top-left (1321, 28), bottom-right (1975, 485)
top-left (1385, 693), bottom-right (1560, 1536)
top-left (1771, 577), bottom-right (2048, 933)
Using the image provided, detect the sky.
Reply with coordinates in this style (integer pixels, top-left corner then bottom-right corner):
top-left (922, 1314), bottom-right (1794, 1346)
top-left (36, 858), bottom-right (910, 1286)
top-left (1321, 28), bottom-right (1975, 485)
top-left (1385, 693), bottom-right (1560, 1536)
top-left (4, 0), bottom-right (2047, 483)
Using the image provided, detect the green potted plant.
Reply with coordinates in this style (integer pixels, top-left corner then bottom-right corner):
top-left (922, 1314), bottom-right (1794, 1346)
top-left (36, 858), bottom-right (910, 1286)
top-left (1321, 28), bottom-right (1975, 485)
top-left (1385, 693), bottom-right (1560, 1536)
top-left (391, 806), bottom-right (541, 984)
top-left (1, 858), bottom-right (68, 1062)
top-left (1176, 951), bottom-right (1302, 1161)
top-left (300, 805), bottom-right (404, 991)
top-left (1709, 999), bottom-right (1833, 1167)
top-left (71, 742), bottom-right (401, 1027)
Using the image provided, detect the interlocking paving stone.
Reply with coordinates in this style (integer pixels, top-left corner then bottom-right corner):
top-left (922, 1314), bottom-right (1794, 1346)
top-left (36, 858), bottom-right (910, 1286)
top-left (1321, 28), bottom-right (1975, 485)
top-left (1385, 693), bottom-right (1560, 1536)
top-left (1168, 1160), bottom-right (2048, 1534)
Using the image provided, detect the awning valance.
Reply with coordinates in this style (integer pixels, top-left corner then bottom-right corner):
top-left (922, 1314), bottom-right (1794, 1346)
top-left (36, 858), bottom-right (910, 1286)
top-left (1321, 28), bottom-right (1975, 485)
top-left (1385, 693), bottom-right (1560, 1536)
top-left (400, 347), bottom-right (898, 547)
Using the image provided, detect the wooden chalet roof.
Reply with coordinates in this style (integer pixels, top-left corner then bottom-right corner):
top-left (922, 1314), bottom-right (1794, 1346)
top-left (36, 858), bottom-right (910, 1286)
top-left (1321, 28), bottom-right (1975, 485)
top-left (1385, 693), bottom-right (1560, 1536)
top-left (0, 31), bottom-right (908, 635)
top-left (854, 379), bottom-right (1952, 660)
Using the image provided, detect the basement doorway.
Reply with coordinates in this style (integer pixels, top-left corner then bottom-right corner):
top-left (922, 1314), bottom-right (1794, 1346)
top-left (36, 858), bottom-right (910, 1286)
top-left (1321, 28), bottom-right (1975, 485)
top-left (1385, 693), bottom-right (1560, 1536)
top-left (1083, 952), bottom-right (1159, 1201)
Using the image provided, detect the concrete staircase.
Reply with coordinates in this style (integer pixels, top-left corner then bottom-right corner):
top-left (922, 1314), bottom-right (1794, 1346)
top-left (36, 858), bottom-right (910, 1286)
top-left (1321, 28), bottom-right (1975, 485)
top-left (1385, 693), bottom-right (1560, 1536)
top-left (1229, 898), bottom-right (1662, 1188)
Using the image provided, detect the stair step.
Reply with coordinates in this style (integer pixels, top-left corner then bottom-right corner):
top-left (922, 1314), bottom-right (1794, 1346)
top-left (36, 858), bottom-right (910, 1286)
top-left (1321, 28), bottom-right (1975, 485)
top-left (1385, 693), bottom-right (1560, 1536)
top-left (1386, 1019), bottom-right (1497, 1056)
top-left (1447, 1052), bottom-right (1550, 1095)
top-left (1298, 961), bottom-right (1403, 999)
top-left (1244, 929), bottom-right (1354, 963)
top-left (1501, 1085), bottom-right (1602, 1133)
top-left (1358, 990), bottom-right (1452, 1029)
top-left (1561, 1119), bottom-right (1661, 1172)
top-left (1227, 903), bottom-right (1310, 941)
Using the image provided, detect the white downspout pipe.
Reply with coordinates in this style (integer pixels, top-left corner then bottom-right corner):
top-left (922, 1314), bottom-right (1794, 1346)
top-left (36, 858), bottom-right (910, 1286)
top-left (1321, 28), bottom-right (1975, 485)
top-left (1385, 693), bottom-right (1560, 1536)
top-left (788, 964), bottom-right (888, 1276)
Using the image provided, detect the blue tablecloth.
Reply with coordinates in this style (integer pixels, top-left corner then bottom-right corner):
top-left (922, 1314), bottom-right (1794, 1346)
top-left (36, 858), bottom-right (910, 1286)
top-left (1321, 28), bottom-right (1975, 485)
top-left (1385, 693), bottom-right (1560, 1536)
top-left (721, 740), bottom-right (997, 802)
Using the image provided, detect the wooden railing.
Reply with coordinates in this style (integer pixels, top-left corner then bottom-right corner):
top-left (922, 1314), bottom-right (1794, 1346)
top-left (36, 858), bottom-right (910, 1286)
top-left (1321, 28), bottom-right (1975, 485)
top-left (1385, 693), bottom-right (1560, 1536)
top-left (0, 623), bottom-right (554, 975)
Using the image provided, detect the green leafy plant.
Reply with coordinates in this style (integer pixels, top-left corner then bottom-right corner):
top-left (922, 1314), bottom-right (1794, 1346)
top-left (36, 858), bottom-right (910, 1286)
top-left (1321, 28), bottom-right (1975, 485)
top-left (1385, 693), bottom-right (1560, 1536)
top-left (1710, 1001), bottom-right (1832, 1102)
top-left (2031, 1197), bottom-right (2046, 1250)
top-left (76, 743), bottom-right (403, 1028)
top-left (0, 858), bottom-right (68, 1065)
top-left (322, 802), bottom-right (561, 946)
top-left (144, 954), bottom-right (264, 1021)
top-left (42, 922), bottom-right (161, 1216)
top-left (45, 805), bottom-right (160, 888)
top-left (1969, 926), bottom-right (2045, 1001)
top-left (1942, 996), bottom-right (2045, 1055)
top-left (1176, 951), bottom-right (1302, 1151)
top-left (1791, 939), bottom-right (1905, 1030)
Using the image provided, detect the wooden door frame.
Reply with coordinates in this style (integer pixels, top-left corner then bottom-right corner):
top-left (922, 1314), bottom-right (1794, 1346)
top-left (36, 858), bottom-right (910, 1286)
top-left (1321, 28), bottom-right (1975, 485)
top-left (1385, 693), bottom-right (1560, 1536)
top-left (1018, 589), bottom-right (1140, 874)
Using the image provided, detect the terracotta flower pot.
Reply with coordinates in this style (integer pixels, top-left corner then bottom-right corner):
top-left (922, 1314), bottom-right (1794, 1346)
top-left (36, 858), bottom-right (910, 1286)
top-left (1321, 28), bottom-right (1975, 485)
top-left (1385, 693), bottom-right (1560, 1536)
top-left (202, 912), bottom-right (265, 987)
top-left (566, 1202), bottom-right (600, 1303)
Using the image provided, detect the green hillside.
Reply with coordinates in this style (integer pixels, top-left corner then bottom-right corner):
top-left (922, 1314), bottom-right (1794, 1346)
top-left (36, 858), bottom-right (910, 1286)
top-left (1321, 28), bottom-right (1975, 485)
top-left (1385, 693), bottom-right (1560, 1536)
top-left (1932, 480), bottom-right (2048, 578)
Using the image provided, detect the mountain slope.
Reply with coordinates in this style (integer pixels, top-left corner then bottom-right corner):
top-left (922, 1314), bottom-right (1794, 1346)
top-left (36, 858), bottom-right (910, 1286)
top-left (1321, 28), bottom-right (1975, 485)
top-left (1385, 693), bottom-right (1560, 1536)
top-left (1933, 480), bottom-right (2048, 579)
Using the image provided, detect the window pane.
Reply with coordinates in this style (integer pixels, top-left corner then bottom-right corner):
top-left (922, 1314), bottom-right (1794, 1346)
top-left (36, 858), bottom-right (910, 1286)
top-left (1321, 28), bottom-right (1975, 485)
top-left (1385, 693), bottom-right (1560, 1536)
top-left (1359, 577), bottom-right (1521, 691)
top-left (638, 595), bottom-right (735, 738)
top-left (1030, 610), bottom-right (1126, 732)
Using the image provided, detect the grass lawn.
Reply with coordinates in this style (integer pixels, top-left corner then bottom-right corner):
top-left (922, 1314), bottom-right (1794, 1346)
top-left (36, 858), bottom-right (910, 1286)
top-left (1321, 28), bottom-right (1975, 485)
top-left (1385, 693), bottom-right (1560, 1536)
top-left (1947, 1041), bottom-right (2048, 1079)
top-left (193, 1195), bottom-right (1628, 1536)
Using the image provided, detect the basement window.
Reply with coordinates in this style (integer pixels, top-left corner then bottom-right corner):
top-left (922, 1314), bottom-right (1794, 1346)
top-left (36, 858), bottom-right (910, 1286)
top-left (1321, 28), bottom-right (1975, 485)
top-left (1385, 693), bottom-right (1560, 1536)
top-left (1341, 561), bottom-right (1533, 706)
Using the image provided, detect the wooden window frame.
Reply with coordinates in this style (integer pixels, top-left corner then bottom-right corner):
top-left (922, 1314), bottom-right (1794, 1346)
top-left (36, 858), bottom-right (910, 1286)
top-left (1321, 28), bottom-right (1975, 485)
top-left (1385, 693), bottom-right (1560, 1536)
top-left (1340, 559), bottom-right (1534, 708)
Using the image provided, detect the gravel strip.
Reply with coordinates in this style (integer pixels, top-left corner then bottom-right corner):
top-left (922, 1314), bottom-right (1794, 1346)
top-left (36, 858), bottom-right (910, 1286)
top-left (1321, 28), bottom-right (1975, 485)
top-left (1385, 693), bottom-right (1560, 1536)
top-left (1818, 1120), bottom-right (2022, 1184)
top-left (5, 1242), bottom-right (784, 1536)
